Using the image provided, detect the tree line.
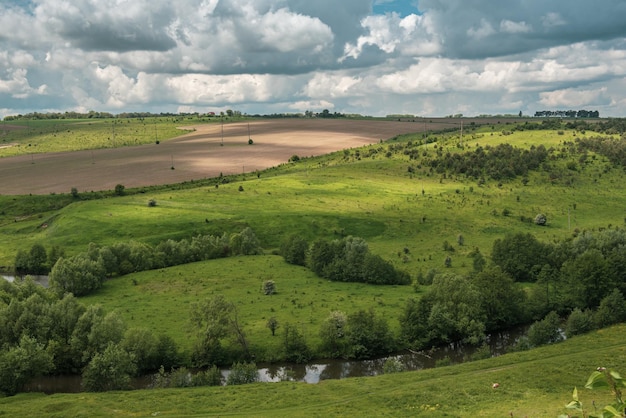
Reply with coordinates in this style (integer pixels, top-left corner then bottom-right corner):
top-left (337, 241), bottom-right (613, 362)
top-left (15, 227), bottom-right (262, 297)
top-left (534, 110), bottom-right (600, 118)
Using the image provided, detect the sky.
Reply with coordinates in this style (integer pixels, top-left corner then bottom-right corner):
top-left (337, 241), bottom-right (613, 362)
top-left (1, 0), bottom-right (626, 118)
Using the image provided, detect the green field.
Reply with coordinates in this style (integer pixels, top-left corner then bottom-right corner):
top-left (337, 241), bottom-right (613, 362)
top-left (1, 324), bottom-right (624, 417)
top-left (0, 115), bottom-right (240, 157)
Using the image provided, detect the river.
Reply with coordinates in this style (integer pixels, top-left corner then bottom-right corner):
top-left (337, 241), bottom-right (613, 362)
top-left (1, 273), bottom-right (49, 287)
top-left (24, 326), bottom-right (528, 394)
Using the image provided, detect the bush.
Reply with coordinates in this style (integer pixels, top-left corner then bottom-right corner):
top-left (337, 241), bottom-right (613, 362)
top-left (148, 199), bottom-right (157, 207)
top-left (226, 362), bottom-right (258, 385)
top-left (262, 280), bottom-right (276, 295)
top-left (527, 311), bottom-right (563, 347)
top-left (114, 184), bottom-right (125, 196)
top-left (382, 357), bottom-right (406, 374)
top-left (564, 308), bottom-right (595, 338)
top-left (280, 234), bottom-right (308, 266)
top-left (82, 343), bottom-right (136, 392)
top-left (191, 365), bottom-right (222, 386)
top-left (594, 289), bottom-right (626, 328)
top-left (283, 323), bottom-right (311, 363)
top-left (534, 213), bottom-right (547, 226)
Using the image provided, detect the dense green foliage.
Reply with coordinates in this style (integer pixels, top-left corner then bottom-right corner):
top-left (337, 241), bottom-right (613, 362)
top-left (0, 279), bottom-right (180, 395)
top-left (303, 236), bottom-right (411, 285)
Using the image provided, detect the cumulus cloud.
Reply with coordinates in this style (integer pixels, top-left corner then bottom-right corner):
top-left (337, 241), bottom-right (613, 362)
top-left (1, 0), bottom-right (626, 118)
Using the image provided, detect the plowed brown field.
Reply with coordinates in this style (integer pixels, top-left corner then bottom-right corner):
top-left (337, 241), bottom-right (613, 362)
top-left (0, 118), bottom-right (512, 195)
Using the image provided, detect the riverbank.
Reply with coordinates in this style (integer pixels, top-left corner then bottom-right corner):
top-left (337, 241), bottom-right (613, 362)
top-left (4, 324), bottom-right (624, 417)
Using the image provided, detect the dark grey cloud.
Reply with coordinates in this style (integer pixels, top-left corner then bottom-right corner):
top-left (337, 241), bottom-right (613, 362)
top-left (418, 0), bottom-right (626, 59)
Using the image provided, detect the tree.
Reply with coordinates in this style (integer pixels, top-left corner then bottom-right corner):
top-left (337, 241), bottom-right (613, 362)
top-left (190, 295), bottom-right (249, 366)
top-left (114, 184), bottom-right (125, 196)
top-left (49, 255), bottom-right (106, 296)
top-left (346, 309), bottom-right (394, 359)
top-left (82, 343), bottom-right (137, 392)
top-left (594, 289), bottom-right (626, 328)
top-left (0, 335), bottom-right (53, 396)
top-left (27, 243), bottom-right (48, 275)
top-left (319, 311), bottom-right (347, 357)
top-left (561, 249), bottom-right (612, 309)
top-left (491, 232), bottom-right (548, 282)
top-left (564, 308), bottom-right (595, 338)
top-left (229, 227), bottom-right (262, 255)
top-left (426, 274), bottom-right (486, 345)
top-left (399, 298), bottom-right (431, 349)
top-left (121, 327), bottom-right (159, 373)
top-left (226, 362), bottom-right (258, 385)
top-left (471, 266), bottom-right (527, 331)
top-left (266, 317), bottom-right (279, 336)
top-left (280, 234), bottom-right (308, 266)
top-left (282, 323), bottom-right (311, 363)
top-left (527, 311), bottom-right (563, 347)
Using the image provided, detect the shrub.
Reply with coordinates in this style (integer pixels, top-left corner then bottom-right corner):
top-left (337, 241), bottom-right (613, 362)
top-left (383, 357), bottom-right (406, 374)
top-left (564, 308), bottom-right (595, 338)
top-left (594, 289), bottom-right (626, 328)
top-left (527, 311), bottom-right (563, 347)
top-left (282, 323), bottom-right (311, 363)
top-left (262, 280), bottom-right (276, 295)
top-left (82, 343), bottom-right (136, 392)
top-left (226, 362), bottom-right (258, 385)
top-left (280, 234), bottom-right (308, 266)
top-left (191, 365), bottom-right (222, 386)
top-left (114, 184), bottom-right (125, 196)
top-left (534, 213), bottom-right (547, 226)
top-left (148, 199), bottom-right (157, 207)
top-left (266, 317), bottom-right (279, 336)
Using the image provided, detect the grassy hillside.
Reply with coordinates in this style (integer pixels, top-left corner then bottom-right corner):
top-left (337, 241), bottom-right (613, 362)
top-left (1, 324), bottom-right (624, 417)
top-left (2, 123), bottom-right (624, 273)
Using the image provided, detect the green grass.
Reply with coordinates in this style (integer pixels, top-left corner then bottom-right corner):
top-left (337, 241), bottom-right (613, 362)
top-left (1, 324), bottom-right (625, 417)
top-left (80, 255), bottom-right (415, 359)
top-left (0, 116), bottom-right (224, 156)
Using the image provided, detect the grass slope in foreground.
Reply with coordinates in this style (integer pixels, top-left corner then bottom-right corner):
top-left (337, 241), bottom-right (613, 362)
top-left (1, 324), bottom-right (624, 417)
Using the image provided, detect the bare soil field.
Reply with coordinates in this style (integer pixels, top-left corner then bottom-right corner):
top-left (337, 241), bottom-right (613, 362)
top-left (0, 118), bottom-right (513, 195)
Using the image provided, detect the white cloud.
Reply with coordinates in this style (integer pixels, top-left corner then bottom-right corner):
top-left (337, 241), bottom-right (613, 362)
top-left (539, 87), bottom-right (609, 107)
top-left (1, 0), bottom-right (626, 117)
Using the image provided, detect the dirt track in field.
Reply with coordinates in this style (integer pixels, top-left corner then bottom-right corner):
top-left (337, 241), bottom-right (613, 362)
top-left (0, 118), bottom-right (513, 195)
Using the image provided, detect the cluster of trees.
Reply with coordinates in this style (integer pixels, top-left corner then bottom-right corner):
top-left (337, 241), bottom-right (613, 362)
top-left (399, 229), bottom-right (626, 351)
top-left (48, 227), bottom-right (262, 296)
top-left (0, 279), bottom-right (179, 395)
top-left (428, 143), bottom-right (549, 181)
top-left (281, 235), bottom-right (410, 285)
top-left (490, 229), bottom-right (626, 314)
top-left (400, 267), bottom-right (527, 349)
top-left (534, 110), bottom-right (600, 118)
top-left (575, 136), bottom-right (626, 168)
top-left (14, 243), bottom-right (64, 276)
